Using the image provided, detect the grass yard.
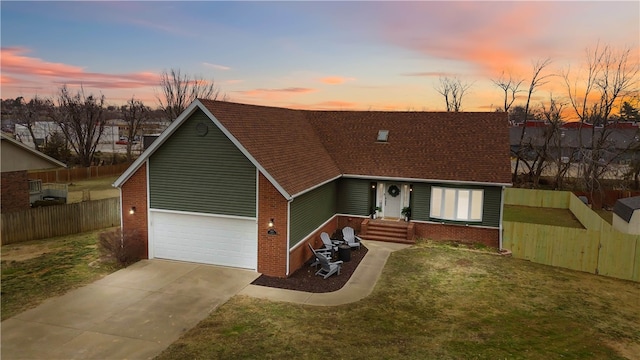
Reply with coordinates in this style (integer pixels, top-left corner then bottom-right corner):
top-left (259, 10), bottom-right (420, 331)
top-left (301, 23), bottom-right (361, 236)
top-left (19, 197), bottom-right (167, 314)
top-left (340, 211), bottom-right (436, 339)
top-left (66, 176), bottom-right (120, 203)
top-left (1, 228), bottom-right (121, 320)
top-left (503, 204), bottom-right (585, 228)
top-left (157, 241), bottom-right (640, 360)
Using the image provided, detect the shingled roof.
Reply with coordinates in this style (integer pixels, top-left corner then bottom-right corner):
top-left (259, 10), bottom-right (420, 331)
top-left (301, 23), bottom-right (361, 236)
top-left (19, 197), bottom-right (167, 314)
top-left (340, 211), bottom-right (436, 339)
top-left (115, 100), bottom-right (511, 198)
top-left (201, 100), bottom-right (511, 194)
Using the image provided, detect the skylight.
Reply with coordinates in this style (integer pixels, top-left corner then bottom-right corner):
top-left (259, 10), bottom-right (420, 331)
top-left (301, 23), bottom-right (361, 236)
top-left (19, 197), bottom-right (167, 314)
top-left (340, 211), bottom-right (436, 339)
top-left (377, 130), bottom-right (389, 142)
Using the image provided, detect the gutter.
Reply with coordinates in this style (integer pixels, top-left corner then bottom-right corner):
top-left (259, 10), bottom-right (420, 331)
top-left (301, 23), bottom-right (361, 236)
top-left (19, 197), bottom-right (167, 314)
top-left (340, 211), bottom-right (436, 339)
top-left (499, 185), bottom-right (506, 251)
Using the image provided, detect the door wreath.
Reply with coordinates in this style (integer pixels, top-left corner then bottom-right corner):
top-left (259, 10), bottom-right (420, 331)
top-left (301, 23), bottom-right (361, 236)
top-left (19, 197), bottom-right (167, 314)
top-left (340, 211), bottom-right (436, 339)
top-left (388, 185), bottom-right (400, 197)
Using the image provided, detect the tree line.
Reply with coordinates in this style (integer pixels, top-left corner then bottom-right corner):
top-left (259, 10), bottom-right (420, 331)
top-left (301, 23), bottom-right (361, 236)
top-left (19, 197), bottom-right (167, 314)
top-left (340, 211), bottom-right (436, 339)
top-left (1, 69), bottom-right (222, 166)
top-left (436, 43), bottom-right (639, 194)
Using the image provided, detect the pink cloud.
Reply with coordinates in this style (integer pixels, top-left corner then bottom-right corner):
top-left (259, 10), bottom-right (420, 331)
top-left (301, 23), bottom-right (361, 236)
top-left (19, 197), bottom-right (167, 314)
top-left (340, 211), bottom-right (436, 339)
top-left (1, 47), bottom-right (160, 90)
top-left (319, 76), bottom-right (355, 85)
top-left (371, 2), bottom-right (559, 77)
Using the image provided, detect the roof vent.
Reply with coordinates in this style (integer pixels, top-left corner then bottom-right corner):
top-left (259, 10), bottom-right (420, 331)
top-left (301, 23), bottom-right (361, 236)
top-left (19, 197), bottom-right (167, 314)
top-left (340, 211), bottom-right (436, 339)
top-left (377, 130), bottom-right (389, 142)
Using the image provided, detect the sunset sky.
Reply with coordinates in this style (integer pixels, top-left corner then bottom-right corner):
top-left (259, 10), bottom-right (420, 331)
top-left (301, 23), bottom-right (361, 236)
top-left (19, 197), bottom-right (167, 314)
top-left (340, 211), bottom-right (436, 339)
top-left (1, 1), bottom-right (638, 114)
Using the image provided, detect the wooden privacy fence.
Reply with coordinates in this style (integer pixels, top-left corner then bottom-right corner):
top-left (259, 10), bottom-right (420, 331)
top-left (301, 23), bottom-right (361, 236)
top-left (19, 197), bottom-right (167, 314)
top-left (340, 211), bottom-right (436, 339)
top-left (1, 198), bottom-right (121, 245)
top-left (28, 162), bottom-right (132, 183)
top-left (503, 188), bottom-right (640, 282)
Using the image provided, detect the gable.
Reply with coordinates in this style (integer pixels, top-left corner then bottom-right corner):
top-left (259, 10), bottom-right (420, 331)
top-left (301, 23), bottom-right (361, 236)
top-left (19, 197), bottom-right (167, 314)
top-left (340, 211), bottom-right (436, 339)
top-left (199, 100), bottom-right (342, 197)
top-left (148, 109), bottom-right (256, 217)
top-left (1, 134), bottom-right (66, 172)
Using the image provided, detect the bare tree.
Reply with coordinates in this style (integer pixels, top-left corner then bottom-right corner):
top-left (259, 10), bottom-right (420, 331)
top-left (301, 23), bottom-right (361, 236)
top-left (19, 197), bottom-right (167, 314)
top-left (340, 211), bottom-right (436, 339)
top-left (492, 71), bottom-right (525, 113)
top-left (540, 96), bottom-right (572, 189)
top-left (50, 85), bottom-right (106, 167)
top-left (14, 96), bottom-right (53, 151)
top-left (563, 44), bottom-right (639, 197)
top-left (121, 96), bottom-right (150, 162)
top-left (512, 58), bottom-right (553, 182)
top-left (434, 76), bottom-right (473, 112)
top-left (156, 68), bottom-right (220, 121)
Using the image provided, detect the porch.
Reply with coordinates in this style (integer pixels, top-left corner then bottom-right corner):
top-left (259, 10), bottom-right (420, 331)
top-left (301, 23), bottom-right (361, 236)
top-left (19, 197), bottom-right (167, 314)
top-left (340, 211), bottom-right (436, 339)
top-left (359, 218), bottom-right (415, 244)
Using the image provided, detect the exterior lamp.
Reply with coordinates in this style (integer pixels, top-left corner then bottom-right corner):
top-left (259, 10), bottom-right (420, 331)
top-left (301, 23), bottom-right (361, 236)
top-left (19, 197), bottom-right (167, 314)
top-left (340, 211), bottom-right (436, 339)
top-left (267, 218), bottom-right (277, 235)
top-left (129, 206), bottom-right (136, 215)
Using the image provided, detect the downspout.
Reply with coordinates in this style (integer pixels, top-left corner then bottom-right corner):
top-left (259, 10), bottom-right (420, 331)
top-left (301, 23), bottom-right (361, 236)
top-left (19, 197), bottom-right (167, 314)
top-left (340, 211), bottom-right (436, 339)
top-left (499, 186), bottom-right (506, 250)
top-left (146, 160), bottom-right (152, 259)
top-left (286, 198), bottom-right (292, 276)
top-left (118, 186), bottom-right (123, 231)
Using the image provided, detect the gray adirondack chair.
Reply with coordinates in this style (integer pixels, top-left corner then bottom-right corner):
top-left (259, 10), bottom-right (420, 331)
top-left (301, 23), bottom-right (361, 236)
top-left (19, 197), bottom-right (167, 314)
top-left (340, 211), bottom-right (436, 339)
top-left (342, 227), bottom-right (362, 250)
top-left (308, 243), bottom-right (332, 268)
top-left (314, 250), bottom-right (343, 279)
top-left (320, 232), bottom-right (341, 252)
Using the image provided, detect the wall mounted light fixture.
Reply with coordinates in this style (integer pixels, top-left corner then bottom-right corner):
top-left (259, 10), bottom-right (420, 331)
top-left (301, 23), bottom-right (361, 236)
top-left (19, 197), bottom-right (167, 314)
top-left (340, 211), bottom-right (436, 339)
top-left (267, 218), bottom-right (277, 235)
top-left (129, 206), bottom-right (136, 215)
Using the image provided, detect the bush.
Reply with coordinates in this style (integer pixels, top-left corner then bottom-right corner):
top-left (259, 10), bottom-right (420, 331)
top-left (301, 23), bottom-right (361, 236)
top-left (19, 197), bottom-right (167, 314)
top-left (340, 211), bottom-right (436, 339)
top-left (98, 228), bottom-right (145, 266)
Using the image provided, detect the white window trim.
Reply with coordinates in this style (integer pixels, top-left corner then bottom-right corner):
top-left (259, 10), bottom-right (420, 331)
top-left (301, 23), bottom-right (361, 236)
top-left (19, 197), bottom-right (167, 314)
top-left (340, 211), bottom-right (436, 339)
top-left (430, 187), bottom-right (483, 222)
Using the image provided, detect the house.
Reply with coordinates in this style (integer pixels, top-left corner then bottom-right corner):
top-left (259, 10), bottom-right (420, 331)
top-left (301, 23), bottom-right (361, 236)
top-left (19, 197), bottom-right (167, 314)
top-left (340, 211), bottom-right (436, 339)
top-left (612, 196), bottom-right (640, 234)
top-left (114, 100), bottom-right (511, 278)
top-left (1, 132), bottom-right (66, 212)
top-left (14, 122), bottom-right (120, 153)
top-left (509, 126), bottom-right (639, 164)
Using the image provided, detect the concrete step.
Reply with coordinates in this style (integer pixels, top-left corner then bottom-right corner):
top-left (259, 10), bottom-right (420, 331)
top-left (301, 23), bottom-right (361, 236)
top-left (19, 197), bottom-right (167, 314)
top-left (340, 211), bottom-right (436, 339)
top-left (359, 234), bottom-right (415, 244)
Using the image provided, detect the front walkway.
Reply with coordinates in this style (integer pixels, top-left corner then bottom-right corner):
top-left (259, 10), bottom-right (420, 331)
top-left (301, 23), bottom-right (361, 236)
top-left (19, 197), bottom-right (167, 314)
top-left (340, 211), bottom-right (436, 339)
top-left (239, 240), bottom-right (410, 306)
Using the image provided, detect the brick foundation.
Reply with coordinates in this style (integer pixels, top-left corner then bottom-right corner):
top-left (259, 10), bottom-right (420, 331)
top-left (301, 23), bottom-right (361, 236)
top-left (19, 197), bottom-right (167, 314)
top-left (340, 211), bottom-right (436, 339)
top-left (413, 222), bottom-right (499, 248)
top-left (257, 172), bottom-right (289, 277)
top-left (288, 217), bottom-right (338, 276)
top-left (121, 164), bottom-right (148, 258)
top-left (337, 215), bottom-right (366, 233)
top-left (1, 171), bottom-right (30, 213)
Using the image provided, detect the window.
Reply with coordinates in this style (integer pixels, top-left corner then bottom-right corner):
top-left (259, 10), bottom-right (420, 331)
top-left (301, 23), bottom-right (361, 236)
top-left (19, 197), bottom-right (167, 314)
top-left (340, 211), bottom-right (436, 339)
top-left (376, 130), bottom-right (389, 142)
top-left (430, 187), bottom-right (483, 222)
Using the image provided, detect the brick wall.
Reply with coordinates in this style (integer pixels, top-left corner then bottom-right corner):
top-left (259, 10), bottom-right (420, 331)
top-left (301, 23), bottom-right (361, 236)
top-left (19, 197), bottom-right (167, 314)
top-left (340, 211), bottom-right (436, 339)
top-left (337, 215), bottom-right (366, 233)
top-left (121, 164), bottom-right (148, 258)
top-left (288, 217), bottom-right (338, 276)
top-left (1, 171), bottom-right (30, 213)
top-left (257, 172), bottom-right (289, 277)
top-left (414, 222), bottom-right (499, 248)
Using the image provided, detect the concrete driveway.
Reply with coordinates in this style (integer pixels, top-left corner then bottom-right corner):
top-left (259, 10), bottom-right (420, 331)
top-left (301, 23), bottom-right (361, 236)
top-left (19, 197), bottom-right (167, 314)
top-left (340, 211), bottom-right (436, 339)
top-left (1, 260), bottom-right (259, 360)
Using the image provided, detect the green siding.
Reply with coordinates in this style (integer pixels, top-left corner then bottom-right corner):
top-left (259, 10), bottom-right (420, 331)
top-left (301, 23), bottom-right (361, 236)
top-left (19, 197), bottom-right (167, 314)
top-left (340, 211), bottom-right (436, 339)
top-left (149, 110), bottom-right (256, 217)
top-left (481, 186), bottom-right (502, 228)
top-left (410, 183), bottom-right (502, 228)
top-left (411, 183), bottom-right (432, 221)
top-left (289, 182), bottom-right (337, 247)
top-left (337, 178), bottom-right (371, 216)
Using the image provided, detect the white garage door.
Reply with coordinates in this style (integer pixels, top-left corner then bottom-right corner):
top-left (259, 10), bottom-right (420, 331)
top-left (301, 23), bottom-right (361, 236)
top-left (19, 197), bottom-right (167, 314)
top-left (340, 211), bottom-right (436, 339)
top-left (150, 210), bottom-right (257, 270)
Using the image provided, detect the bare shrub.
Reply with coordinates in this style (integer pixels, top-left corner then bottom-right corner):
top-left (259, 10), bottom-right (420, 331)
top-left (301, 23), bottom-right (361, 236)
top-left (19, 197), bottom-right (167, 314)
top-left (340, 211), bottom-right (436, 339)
top-left (98, 228), bottom-right (144, 266)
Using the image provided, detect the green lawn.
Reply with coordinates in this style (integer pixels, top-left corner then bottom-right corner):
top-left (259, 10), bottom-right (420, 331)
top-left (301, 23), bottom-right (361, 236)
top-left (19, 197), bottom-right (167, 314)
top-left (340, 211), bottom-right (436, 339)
top-left (1, 228), bottom-right (121, 320)
top-left (156, 241), bottom-right (640, 359)
top-left (503, 204), bottom-right (585, 228)
top-left (66, 176), bottom-right (120, 203)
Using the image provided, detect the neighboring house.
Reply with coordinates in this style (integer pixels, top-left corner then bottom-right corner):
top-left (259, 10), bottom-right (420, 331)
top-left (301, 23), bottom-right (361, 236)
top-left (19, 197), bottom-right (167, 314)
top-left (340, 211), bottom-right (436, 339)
top-left (15, 122), bottom-right (120, 149)
top-left (114, 100), bottom-right (511, 278)
top-left (1, 132), bottom-right (66, 212)
top-left (510, 126), bottom-right (639, 164)
top-left (612, 196), bottom-right (640, 234)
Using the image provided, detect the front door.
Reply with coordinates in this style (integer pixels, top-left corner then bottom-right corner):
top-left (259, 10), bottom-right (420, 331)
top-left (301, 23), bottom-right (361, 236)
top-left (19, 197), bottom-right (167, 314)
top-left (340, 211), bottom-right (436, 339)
top-left (384, 183), bottom-right (403, 219)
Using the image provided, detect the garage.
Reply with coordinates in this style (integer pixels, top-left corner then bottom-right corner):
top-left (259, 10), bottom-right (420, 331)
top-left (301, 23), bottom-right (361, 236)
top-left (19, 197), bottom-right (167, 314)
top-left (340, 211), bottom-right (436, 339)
top-left (150, 210), bottom-right (257, 270)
